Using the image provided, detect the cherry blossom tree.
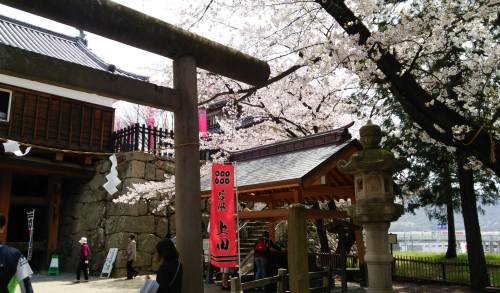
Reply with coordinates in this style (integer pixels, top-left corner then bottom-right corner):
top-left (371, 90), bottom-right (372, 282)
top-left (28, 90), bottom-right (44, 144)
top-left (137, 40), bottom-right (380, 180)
top-left (114, 1), bottom-right (498, 288)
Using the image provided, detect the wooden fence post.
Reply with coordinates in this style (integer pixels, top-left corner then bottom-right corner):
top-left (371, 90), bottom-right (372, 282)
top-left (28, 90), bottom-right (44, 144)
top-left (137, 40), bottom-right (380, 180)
top-left (441, 262), bottom-right (446, 281)
top-left (277, 268), bottom-right (287, 293)
top-left (230, 277), bottom-right (241, 293)
top-left (322, 267), bottom-right (330, 292)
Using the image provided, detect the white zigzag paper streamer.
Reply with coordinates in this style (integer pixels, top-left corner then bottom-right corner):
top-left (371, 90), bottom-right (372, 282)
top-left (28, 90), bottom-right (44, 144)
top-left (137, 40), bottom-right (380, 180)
top-left (2, 140), bottom-right (31, 156)
top-left (103, 154), bottom-right (121, 195)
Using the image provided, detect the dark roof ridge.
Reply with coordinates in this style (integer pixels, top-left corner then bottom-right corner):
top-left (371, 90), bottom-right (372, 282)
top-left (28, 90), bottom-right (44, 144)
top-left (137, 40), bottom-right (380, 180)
top-left (229, 122), bottom-right (354, 162)
top-left (0, 13), bottom-right (149, 81)
top-left (0, 14), bottom-right (78, 43)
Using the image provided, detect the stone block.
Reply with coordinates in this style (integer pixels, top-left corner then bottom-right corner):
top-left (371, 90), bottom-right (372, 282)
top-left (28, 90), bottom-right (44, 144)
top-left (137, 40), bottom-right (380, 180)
top-left (145, 162), bottom-right (156, 181)
top-left (88, 175), bottom-right (106, 191)
top-left (79, 189), bottom-right (107, 203)
top-left (78, 202), bottom-right (106, 231)
top-left (114, 250), bottom-right (128, 268)
top-left (155, 217), bottom-right (168, 237)
top-left (123, 160), bottom-right (146, 179)
top-left (119, 178), bottom-right (147, 194)
top-left (105, 216), bottom-right (155, 234)
top-left (96, 159), bottom-right (111, 174)
top-left (135, 251), bottom-right (152, 267)
top-left (137, 234), bottom-right (161, 254)
top-left (120, 152), bottom-right (154, 162)
top-left (106, 232), bottom-right (130, 250)
top-left (107, 200), bottom-right (148, 217)
top-left (155, 169), bottom-right (166, 181)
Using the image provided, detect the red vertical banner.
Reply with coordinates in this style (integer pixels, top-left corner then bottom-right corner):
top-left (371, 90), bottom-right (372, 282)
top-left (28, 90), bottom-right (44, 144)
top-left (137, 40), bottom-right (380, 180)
top-left (209, 163), bottom-right (237, 268)
top-left (198, 108), bottom-right (208, 139)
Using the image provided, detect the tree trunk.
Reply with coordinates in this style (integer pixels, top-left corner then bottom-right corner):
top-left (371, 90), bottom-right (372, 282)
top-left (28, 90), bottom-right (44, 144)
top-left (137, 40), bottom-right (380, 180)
top-left (313, 202), bottom-right (331, 253)
top-left (456, 151), bottom-right (489, 290)
top-left (445, 194), bottom-right (457, 259)
top-left (443, 163), bottom-right (457, 259)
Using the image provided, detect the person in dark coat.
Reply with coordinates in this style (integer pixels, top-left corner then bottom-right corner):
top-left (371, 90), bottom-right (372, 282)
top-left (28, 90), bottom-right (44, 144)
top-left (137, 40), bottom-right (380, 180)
top-left (155, 238), bottom-right (182, 293)
top-left (0, 212), bottom-right (34, 293)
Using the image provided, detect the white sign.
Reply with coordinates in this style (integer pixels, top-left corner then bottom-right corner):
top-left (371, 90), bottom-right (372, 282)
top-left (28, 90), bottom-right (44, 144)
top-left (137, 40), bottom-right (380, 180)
top-left (100, 248), bottom-right (118, 278)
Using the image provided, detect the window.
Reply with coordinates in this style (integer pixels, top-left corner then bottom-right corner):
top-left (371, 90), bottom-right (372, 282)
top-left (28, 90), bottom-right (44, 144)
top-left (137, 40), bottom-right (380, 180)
top-left (0, 89), bottom-right (12, 122)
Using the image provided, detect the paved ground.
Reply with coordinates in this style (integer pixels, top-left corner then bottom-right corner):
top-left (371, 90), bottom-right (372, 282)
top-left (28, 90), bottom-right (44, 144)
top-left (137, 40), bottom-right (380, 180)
top-left (16, 273), bottom-right (226, 293)
top-left (16, 273), bottom-right (478, 293)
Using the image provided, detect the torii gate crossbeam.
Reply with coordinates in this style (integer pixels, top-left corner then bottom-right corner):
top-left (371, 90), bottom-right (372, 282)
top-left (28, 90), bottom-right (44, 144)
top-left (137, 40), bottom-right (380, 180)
top-left (0, 1), bottom-right (271, 292)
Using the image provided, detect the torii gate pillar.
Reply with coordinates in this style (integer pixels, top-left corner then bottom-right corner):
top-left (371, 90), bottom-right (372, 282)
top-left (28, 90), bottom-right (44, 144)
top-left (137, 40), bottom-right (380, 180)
top-left (174, 56), bottom-right (203, 292)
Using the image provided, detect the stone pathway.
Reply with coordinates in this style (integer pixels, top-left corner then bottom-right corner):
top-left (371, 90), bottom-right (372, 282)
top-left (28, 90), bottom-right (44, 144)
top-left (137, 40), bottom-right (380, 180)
top-left (17, 273), bottom-right (477, 293)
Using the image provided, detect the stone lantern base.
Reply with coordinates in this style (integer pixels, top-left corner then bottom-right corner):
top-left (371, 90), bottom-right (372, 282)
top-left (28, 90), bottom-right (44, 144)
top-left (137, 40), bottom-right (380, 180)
top-left (348, 199), bottom-right (403, 293)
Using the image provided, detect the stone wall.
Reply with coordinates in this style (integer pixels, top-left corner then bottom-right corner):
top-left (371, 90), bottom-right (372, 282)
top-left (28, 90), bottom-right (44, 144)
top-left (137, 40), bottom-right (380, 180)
top-left (58, 152), bottom-right (175, 277)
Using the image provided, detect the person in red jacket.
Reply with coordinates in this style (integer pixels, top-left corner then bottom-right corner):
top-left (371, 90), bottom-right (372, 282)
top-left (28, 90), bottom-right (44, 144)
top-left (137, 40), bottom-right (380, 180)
top-left (75, 237), bottom-right (91, 282)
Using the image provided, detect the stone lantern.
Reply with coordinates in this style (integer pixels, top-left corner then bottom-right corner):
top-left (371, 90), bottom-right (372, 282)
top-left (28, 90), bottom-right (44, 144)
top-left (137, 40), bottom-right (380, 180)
top-left (338, 121), bottom-right (406, 293)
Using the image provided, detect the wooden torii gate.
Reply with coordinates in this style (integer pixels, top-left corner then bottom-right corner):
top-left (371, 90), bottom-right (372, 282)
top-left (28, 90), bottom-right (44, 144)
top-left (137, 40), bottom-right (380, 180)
top-left (0, 1), bottom-right (270, 292)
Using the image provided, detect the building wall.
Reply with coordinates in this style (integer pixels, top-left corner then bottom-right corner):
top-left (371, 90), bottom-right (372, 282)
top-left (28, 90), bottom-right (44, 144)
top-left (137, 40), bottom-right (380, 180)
top-left (0, 82), bottom-right (115, 152)
top-left (58, 152), bottom-right (175, 276)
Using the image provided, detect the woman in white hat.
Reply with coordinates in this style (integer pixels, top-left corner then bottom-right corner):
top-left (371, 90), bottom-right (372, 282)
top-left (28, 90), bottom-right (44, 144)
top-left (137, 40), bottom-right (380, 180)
top-left (75, 237), bottom-right (91, 282)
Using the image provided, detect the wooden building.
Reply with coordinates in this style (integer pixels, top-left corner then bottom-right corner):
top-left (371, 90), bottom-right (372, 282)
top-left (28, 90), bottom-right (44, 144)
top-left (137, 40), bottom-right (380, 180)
top-left (0, 14), bottom-right (147, 269)
top-left (201, 123), bottom-right (366, 262)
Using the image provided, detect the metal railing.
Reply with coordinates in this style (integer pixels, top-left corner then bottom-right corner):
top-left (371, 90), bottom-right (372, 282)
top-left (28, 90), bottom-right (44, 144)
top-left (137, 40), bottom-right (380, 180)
top-left (393, 255), bottom-right (500, 288)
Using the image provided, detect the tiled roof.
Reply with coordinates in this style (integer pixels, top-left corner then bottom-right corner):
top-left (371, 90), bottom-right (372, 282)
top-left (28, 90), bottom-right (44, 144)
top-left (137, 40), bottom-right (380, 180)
top-left (200, 138), bottom-right (357, 193)
top-left (0, 14), bottom-right (148, 81)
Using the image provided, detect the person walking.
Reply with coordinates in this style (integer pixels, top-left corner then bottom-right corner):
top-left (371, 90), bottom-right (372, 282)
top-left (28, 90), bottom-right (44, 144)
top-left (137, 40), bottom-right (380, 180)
top-left (155, 238), bottom-right (182, 293)
top-left (0, 212), bottom-right (34, 293)
top-left (126, 234), bottom-right (138, 280)
top-left (75, 237), bottom-right (91, 282)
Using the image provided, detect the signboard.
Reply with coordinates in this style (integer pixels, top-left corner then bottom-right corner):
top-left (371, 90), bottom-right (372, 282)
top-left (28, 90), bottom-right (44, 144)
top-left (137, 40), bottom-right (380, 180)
top-left (26, 209), bottom-right (35, 261)
top-left (388, 233), bottom-right (398, 244)
top-left (100, 248), bottom-right (118, 278)
top-left (209, 163), bottom-right (237, 268)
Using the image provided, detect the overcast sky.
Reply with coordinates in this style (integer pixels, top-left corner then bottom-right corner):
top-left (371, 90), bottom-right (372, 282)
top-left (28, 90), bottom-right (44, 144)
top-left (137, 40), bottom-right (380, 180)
top-left (0, 1), bottom-right (235, 121)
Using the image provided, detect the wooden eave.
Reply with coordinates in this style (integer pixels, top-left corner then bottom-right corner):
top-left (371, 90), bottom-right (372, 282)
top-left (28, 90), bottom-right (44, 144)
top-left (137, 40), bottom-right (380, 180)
top-left (0, 153), bottom-right (94, 178)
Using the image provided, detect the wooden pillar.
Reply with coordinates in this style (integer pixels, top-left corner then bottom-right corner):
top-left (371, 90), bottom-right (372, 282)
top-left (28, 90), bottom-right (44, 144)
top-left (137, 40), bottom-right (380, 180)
top-left (47, 176), bottom-right (62, 256)
top-left (268, 202), bottom-right (275, 241)
top-left (0, 171), bottom-right (12, 243)
top-left (173, 56), bottom-right (203, 293)
top-left (288, 205), bottom-right (310, 293)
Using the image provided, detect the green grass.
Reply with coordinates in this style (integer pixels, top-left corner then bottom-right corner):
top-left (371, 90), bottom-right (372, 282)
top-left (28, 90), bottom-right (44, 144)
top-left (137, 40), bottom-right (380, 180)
top-left (394, 251), bottom-right (500, 263)
top-left (392, 252), bottom-right (500, 287)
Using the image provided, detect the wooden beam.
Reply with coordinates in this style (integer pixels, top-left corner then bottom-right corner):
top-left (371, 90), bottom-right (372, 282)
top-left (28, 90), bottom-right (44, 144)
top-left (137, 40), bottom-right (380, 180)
top-left (303, 185), bottom-right (355, 198)
top-left (0, 155), bottom-right (94, 178)
top-left (55, 152), bottom-right (64, 161)
top-left (11, 196), bottom-right (49, 206)
top-left (0, 44), bottom-right (180, 111)
top-left (238, 208), bottom-right (348, 220)
top-left (47, 176), bottom-right (62, 257)
top-left (0, 171), bottom-right (12, 243)
top-left (0, 0), bottom-right (270, 86)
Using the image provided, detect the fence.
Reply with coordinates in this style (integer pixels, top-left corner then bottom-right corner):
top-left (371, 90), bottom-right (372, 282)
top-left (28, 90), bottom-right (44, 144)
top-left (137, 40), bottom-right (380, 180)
top-left (113, 123), bottom-right (173, 155)
top-left (230, 268), bottom-right (332, 293)
top-left (393, 255), bottom-right (500, 288)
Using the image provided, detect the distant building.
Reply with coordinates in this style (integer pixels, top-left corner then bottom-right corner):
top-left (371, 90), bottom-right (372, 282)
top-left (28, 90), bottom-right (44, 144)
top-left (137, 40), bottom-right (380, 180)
top-left (392, 231), bottom-right (500, 253)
